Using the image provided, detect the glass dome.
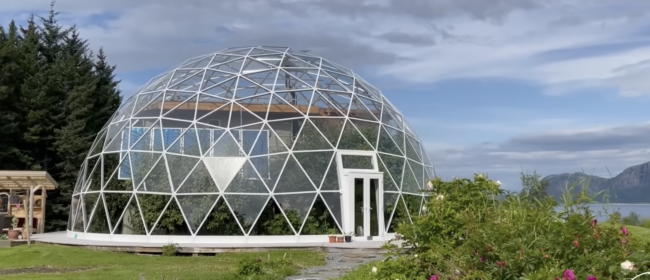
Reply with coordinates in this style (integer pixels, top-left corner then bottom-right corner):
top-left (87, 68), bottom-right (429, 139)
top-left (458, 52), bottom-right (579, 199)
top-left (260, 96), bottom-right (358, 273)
top-left (68, 46), bottom-right (435, 243)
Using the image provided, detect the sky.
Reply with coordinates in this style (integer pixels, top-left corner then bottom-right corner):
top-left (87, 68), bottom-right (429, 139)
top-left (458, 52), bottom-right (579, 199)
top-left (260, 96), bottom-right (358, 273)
top-left (2, 0), bottom-right (650, 191)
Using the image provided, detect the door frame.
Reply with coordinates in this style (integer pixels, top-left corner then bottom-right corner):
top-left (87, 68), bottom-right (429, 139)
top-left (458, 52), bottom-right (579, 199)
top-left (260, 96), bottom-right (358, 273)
top-left (340, 171), bottom-right (385, 240)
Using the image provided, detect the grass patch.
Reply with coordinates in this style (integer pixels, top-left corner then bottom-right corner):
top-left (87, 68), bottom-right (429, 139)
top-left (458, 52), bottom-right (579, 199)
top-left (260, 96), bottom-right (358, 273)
top-left (0, 244), bottom-right (325, 280)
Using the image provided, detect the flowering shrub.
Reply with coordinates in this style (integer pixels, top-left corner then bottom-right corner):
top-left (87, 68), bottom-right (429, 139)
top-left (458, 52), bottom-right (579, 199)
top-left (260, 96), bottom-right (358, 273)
top-left (360, 174), bottom-right (650, 279)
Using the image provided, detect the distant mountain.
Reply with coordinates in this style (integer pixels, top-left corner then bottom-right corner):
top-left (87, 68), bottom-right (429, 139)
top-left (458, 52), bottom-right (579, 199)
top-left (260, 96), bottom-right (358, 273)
top-left (543, 161), bottom-right (650, 203)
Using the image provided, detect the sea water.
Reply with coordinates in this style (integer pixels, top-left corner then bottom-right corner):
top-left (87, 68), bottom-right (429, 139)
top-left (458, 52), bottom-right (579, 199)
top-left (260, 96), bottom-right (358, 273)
top-left (554, 204), bottom-right (650, 220)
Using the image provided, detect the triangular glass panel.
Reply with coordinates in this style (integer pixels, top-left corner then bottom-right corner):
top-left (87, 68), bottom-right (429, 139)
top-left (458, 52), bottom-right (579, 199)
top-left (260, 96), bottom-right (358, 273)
top-left (248, 197), bottom-right (295, 235)
top-left (327, 71), bottom-right (354, 91)
top-left (262, 123), bottom-right (290, 153)
top-left (128, 119), bottom-right (158, 150)
top-left (82, 156), bottom-right (99, 188)
top-left (410, 161), bottom-right (425, 190)
top-left (289, 53), bottom-right (321, 68)
top-left (194, 123), bottom-right (212, 155)
top-left (223, 160), bottom-right (269, 193)
top-left (381, 106), bottom-right (402, 128)
top-left (138, 156), bottom-right (172, 193)
top-left (205, 131), bottom-right (243, 157)
top-left (167, 127), bottom-right (201, 157)
top-left (72, 200), bottom-right (84, 231)
top-left (318, 193), bottom-right (343, 232)
top-left (379, 154), bottom-right (405, 191)
top-left (196, 196), bottom-right (242, 235)
top-left (202, 77), bottom-right (237, 98)
top-left (136, 194), bottom-right (171, 234)
top-left (131, 92), bottom-right (162, 116)
top-left (349, 119), bottom-right (379, 149)
top-left (177, 160), bottom-right (220, 193)
top-left (265, 153), bottom-right (290, 190)
top-left (210, 58), bottom-right (244, 74)
top-left (282, 55), bottom-right (317, 69)
top-left (387, 195), bottom-right (410, 232)
top-left (383, 192), bottom-right (399, 232)
top-left (277, 69), bottom-right (315, 90)
top-left (293, 151), bottom-right (333, 190)
top-left (82, 193), bottom-right (100, 229)
top-left (233, 76), bottom-right (267, 99)
top-left (384, 126), bottom-right (405, 154)
top-left (208, 54), bottom-right (241, 67)
top-left (224, 194), bottom-right (269, 234)
top-left (141, 72), bottom-right (172, 93)
top-left (196, 101), bottom-right (232, 126)
top-left (406, 136), bottom-right (423, 161)
top-left (104, 121), bottom-right (129, 152)
top-left (167, 69), bottom-right (202, 89)
top-left (319, 91), bottom-right (351, 116)
top-left (151, 123), bottom-right (165, 152)
top-left (274, 155), bottom-right (316, 193)
top-left (133, 93), bottom-right (165, 118)
top-left (224, 47), bottom-right (252, 55)
top-left (293, 120), bottom-right (333, 151)
top-left (158, 127), bottom-right (183, 155)
top-left (425, 166), bottom-right (436, 181)
top-left (162, 94), bottom-right (198, 121)
top-left (402, 161), bottom-right (421, 194)
top-left (309, 117), bottom-right (345, 146)
top-left (103, 153), bottom-right (133, 191)
top-left (230, 103), bottom-right (265, 128)
top-left (249, 54), bottom-right (283, 67)
top-left (128, 152), bottom-right (162, 190)
top-left (356, 96), bottom-right (382, 120)
top-left (403, 194), bottom-right (422, 221)
top-left (353, 79), bottom-right (378, 100)
top-left (148, 199), bottom-right (189, 235)
top-left (87, 195), bottom-right (110, 233)
top-left (89, 130), bottom-right (107, 157)
top-left (317, 71), bottom-right (349, 92)
top-left (243, 70), bottom-right (279, 90)
top-left (202, 157), bottom-right (246, 192)
top-left (348, 96), bottom-right (375, 121)
top-left (377, 157), bottom-right (399, 192)
top-left (176, 194), bottom-right (219, 234)
top-left (405, 136), bottom-right (421, 161)
top-left (275, 193), bottom-right (316, 234)
top-left (242, 57), bottom-right (274, 73)
top-left (320, 157), bottom-right (339, 190)
top-left (274, 90), bottom-right (313, 110)
top-left (242, 127), bottom-right (265, 156)
top-left (86, 156), bottom-right (103, 191)
top-left (201, 70), bottom-right (237, 91)
top-left (107, 194), bottom-right (143, 234)
top-left (338, 120), bottom-right (373, 150)
top-left (180, 55), bottom-right (213, 69)
top-left (308, 92), bottom-right (345, 117)
top-left (165, 154), bottom-right (200, 190)
top-left (377, 126), bottom-right (403, 156)
top-left (270, 94), bottom-right (304, 115)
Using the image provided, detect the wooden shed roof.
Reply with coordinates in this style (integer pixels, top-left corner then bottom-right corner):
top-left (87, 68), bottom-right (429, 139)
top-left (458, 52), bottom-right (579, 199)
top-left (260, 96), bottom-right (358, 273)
top-left (0, 171), bottom-right (58, 190)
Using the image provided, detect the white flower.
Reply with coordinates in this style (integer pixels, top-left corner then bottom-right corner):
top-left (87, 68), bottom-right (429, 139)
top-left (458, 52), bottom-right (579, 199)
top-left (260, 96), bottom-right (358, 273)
top-left (426, 181), bottom-right (433, 190)
top-left (477, 173), bottom-right (484, 178)
top-left (371, 266), bottom-right (377, 274)
top-left (621, 260), bottom-right (636, 270)
top-left (436, 194), bottom-right (444, 200)
top-left (422, 205), bottom-right (427, 211)
top-left (455, 269), bottom-right (460, 275)
top-left (495, 180), bottom-right (502, 186)
top-left (414, 254), bottom-right (418, 258)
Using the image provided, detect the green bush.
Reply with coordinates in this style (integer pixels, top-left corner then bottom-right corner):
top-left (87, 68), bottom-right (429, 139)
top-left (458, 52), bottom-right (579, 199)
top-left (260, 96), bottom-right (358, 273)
top-left (354, 174), bottom-right (650, 280)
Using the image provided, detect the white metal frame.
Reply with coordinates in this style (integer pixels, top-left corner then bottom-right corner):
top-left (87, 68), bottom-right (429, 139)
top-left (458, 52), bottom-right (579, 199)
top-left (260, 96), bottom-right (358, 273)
top-left (69, 46), bottom-right (435, 244)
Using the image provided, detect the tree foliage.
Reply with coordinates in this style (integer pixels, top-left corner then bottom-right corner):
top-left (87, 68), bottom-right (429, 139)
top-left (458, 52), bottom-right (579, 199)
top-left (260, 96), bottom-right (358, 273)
top-left (0, 3), bottom-right (122, 231)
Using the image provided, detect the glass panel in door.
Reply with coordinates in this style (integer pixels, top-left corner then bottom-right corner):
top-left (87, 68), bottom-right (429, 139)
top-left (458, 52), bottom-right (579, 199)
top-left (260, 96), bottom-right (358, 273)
top-left (369, 178), bottom-right (379, 236)
top-left (354, 178), bottom-right (364, 237)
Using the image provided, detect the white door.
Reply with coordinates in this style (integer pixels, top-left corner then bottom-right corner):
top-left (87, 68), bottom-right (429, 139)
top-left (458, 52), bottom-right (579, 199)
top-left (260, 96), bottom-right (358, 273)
top-left (343, 172), bottom-right (384, 240)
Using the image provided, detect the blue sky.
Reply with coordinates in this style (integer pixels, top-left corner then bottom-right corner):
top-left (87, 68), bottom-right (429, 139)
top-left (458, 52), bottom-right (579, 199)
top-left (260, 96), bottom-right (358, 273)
top-left (3, 0), bottom-right (650, 190)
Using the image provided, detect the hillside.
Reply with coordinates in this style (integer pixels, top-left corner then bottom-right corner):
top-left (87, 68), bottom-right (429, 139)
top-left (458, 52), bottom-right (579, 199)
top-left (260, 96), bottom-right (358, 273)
top-left (542, 161), bottom-right (650, 203)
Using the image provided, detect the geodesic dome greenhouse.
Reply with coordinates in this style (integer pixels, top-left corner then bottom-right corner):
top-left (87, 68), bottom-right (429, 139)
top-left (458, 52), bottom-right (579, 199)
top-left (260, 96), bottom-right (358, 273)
top-left (68, 46), bottom-right (435, 243)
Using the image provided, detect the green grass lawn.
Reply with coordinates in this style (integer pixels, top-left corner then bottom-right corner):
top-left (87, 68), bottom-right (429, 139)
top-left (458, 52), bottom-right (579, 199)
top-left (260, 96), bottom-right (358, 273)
top-left (0, 244), bottom-right (325, 280)
top-left (626, 224), bottom-right (650, 243)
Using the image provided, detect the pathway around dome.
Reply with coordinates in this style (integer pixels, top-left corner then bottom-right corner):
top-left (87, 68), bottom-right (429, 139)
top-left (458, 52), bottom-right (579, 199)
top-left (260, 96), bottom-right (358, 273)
top-left (286, 251), bottom-right (384, 280)
top-left (31, 232), bottom-right (395, 254)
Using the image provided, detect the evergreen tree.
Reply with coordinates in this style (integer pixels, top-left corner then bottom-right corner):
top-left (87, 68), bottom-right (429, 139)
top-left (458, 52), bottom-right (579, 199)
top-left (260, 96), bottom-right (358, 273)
top-left (0, 22), bottom-right (27, 169)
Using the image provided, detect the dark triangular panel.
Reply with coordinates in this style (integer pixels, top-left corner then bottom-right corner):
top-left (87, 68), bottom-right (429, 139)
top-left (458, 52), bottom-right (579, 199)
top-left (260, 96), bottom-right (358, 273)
top-left (176, 194), bottom-right (219, 234)
top-left (224, 194), bottom-right (269, 234)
